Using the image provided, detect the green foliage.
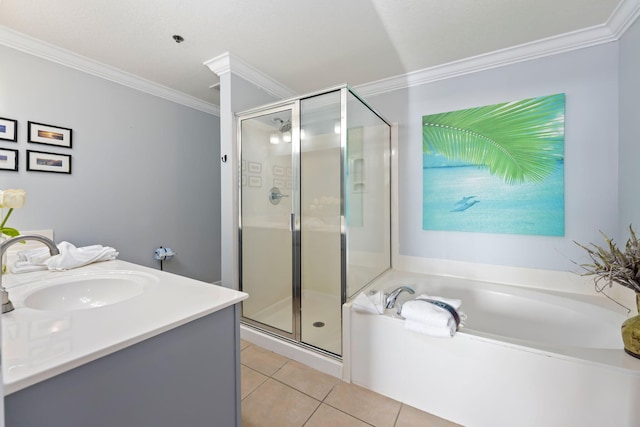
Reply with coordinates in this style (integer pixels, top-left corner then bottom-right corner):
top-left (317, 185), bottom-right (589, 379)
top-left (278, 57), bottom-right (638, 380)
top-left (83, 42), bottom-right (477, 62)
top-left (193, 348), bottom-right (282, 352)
top-left (422, 94), bottom-right (565, 184)
top-left (0, 226), bottom-right (19, 237)
top-left (575, 225), bottom-right (640, 293)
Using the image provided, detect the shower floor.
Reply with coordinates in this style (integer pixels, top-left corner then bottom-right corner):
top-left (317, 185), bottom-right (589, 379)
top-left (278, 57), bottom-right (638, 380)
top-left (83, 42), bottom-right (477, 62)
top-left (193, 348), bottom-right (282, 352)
top-left (248, 290), bottom-right (342, 356)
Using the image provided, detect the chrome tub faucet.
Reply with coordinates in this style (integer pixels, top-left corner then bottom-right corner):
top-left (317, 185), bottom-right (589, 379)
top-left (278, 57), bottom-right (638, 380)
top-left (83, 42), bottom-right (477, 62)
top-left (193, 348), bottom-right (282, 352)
top-left (384, 285), bottom-right (415, 309)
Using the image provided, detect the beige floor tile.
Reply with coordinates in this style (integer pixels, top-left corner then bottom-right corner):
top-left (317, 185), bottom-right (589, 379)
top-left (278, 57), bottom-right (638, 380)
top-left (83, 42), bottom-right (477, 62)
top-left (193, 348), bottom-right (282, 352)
top-left (241, 343), bottom-right (288, 376)
top-left (241, 365), bottom-right (268, 400)
top-left (395, 404), bottom-right (463, 427)
top-left (240, 339), bottom-right (251, 350)
top-left (304, 404), bottom-right (371, 427)
top-left (242, 378), bottom-right (320, 427)
top-left (272, 360), bottom-right (341, 401)
top-left (324, 382), bottom-right (401, 427)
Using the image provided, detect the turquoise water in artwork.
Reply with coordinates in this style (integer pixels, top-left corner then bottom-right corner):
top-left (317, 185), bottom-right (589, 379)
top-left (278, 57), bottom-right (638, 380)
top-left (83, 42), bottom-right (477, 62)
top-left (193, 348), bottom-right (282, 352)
top-left (422, 157), bottom-right (564, 236)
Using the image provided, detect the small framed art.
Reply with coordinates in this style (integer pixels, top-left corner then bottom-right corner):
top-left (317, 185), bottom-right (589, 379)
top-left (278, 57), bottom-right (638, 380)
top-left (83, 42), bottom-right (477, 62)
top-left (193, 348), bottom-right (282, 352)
top-left (248, 161), bottom-right (262, 174)
top-left (27, 150), bottom-right (72, 174)
top-left (0, 148), bottom-right (18, 171)
top-left (28, 121), bottom-right (73, 148)
top-left (0, 117), bottom-right (17, 142)
top-left (248, 176), bottom-right (262, 188)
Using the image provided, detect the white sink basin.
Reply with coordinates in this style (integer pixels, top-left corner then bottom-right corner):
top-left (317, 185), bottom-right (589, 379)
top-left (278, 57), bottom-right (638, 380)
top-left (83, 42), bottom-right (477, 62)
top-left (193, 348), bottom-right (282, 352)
top-left (23, 271), bottom-right (155, 311)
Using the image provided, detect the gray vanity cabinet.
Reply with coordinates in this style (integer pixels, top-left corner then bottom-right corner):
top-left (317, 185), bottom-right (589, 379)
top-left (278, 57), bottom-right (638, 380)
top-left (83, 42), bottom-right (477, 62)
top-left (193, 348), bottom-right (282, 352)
top-left (5, 304), bottom-right (241, 427)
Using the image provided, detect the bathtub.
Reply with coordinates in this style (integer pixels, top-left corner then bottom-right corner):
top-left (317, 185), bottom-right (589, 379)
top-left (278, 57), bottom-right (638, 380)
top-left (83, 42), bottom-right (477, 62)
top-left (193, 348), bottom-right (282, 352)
top-left (345, 270), bottom-right (640, 427)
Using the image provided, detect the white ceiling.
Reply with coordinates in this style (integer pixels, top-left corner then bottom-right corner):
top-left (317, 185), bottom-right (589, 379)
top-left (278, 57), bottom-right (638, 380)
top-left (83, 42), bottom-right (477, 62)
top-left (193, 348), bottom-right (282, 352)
top-left (0, 0), bottom-right (627, 109)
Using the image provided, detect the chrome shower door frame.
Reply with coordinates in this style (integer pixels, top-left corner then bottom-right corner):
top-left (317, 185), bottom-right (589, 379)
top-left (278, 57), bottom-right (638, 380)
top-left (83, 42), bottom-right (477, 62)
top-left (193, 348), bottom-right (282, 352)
top-left (237, 101), bottom-right (302, 342)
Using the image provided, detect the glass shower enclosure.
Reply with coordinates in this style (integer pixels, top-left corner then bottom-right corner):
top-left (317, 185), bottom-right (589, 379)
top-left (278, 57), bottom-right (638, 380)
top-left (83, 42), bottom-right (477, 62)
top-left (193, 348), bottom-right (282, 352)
top-left (238, 85), bottom-right (391, 356)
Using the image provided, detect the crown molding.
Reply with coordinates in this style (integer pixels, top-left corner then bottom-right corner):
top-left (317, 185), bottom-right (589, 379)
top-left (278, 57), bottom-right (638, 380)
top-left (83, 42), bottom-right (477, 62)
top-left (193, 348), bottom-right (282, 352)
top-left (608, 0), bottom-right (640, 37)
top-left (0, 25), bottom-right (220, 116)
top-left (204, 52), bottom-right (296, 100)
top-left (356, 0), bottom-right (640, 97)
top-left (2, 0), bottom-right (638, 113)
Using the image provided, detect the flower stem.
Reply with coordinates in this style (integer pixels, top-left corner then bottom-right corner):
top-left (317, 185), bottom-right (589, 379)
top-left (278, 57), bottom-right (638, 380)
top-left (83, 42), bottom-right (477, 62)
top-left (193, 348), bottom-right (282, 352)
top-left (0, 208), bottom-right (13, 230)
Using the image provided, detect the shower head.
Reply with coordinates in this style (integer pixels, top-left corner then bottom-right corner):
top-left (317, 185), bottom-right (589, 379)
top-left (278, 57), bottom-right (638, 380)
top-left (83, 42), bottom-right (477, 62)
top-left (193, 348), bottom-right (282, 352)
top-left (273, 117), bottom-right (291, 133)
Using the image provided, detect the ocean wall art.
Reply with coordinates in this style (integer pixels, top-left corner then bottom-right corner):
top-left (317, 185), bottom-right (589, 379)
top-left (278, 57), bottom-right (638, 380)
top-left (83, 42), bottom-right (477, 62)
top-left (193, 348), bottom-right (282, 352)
top-left (422, 93), bottom-right (565, 236)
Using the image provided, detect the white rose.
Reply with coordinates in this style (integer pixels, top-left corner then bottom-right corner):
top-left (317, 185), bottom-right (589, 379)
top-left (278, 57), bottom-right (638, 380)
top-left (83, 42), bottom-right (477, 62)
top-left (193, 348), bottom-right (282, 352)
top-left (0, 189), bottom-right (26, 209)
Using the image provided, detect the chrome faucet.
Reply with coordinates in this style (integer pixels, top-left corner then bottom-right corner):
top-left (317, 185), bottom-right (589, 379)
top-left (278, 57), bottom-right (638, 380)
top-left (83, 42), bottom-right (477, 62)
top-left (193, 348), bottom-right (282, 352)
top-left (0, 234), bottom-right (60, 314)
top-left (384, 285), bottom-right (415, 309)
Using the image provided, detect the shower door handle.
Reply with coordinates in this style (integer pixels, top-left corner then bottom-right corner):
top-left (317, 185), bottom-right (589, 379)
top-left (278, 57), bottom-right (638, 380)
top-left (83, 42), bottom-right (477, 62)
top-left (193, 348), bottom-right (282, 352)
top-left (268, 187), bottom-right (289, 205)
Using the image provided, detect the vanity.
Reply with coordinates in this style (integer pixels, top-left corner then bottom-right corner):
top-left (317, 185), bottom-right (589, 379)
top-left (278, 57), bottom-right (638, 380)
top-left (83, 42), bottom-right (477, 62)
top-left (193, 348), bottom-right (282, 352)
top-left (1, 260), bottom-right (247, 427)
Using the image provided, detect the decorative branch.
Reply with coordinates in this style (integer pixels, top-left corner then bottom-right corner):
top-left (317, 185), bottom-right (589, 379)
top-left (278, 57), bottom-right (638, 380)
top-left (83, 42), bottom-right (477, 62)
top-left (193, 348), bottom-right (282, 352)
top-left (575, 225), bottom-right (640, 294)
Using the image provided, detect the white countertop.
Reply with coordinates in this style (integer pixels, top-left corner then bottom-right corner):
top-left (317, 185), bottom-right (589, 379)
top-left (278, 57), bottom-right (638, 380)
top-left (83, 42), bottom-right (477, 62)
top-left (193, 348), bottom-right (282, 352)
top-left (1, 260), bottom-right (247, 395)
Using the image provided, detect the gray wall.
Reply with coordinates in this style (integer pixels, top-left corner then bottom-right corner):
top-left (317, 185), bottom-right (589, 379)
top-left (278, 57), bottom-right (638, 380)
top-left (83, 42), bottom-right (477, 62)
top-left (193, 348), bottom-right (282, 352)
top-left (368, 42), bottom-right (621, 272)
top-left (619, 17), bottom-right (640, 237)
top-left (0, 45), bottom-right (221, 282)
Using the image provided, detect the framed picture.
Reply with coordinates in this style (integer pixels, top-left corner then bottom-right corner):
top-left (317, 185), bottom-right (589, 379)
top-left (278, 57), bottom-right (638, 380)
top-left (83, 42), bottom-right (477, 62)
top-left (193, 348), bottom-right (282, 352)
top-left (248, 176), bottom-right (262, 188)
top-left (248, 161), bottom-right (262, 174)
top-left (0, 117), bottom-right (17, 142)
top-left (28, 121), bottom-right (72, 148)
top-left (0, 148), bottom-right (18, 171)
top-left (27, 150), bottom-right (72, 174)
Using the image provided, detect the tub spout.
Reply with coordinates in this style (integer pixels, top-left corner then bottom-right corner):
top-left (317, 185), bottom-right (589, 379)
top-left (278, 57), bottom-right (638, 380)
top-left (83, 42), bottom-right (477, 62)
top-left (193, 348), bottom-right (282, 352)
top-left (385, 286), bottom-right (415, 309)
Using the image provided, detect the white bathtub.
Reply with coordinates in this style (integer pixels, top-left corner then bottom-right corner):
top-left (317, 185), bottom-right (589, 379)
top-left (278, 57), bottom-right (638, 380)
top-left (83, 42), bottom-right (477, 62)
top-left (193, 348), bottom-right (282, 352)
top-left (346, 270), bottom-right (640, 427)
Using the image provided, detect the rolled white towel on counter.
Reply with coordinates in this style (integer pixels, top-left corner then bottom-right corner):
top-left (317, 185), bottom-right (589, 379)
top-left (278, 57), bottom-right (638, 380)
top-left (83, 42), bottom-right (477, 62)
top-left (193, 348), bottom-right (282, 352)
top-left (16, 246), bottom-right (51, 264)
top-left (11, 241), bottom-right (119, 273)
top-left (11, 261), bottom-right (48, 274)
top-left (352, 291), bottom-right (384, 314)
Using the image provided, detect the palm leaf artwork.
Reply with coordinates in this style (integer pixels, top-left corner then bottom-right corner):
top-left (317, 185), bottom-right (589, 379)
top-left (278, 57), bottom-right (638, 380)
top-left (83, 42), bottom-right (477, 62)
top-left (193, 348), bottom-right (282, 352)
top-left (422, 94), bottom-right (565, 184)
top-left (422, 93), bottom-right (565, 236)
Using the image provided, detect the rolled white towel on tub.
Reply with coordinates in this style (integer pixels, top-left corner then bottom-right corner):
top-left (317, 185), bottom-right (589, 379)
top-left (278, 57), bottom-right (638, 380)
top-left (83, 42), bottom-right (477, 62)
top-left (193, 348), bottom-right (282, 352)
top-left (401, 295), bottom-right (466, 338)
top-left (415, 294), bottom-right (461, 309)
top-left (401, 299), bottom-right (454, 327)
top-left (405, 318), bottom-right (457, 338)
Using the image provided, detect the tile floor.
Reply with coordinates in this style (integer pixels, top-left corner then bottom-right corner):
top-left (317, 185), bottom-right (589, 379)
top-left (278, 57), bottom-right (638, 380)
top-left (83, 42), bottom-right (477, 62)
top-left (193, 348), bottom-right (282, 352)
top-left (240, 340), bottom-right (462, 427)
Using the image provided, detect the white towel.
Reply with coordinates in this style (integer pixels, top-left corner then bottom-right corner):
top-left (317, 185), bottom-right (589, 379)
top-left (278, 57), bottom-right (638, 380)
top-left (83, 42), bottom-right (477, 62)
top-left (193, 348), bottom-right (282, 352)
top-left (16, 246), bottom-right (51, 264)
top-left (352, 291), bottom-right (384, 314)
top-left (401, 294), bottom-right (466, 338)
top-left (405, 318), bottom-right (457, 338)
top-left (401, 299), bottom-right (454, 327)
top-left (11, 241), bottom-right (119, 273)
top-left (415, 294), bottom-right (462, 309)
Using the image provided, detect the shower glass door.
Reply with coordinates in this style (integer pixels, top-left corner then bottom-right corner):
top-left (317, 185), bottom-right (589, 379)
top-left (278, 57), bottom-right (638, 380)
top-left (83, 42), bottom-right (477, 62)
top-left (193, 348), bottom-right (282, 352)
top-left (239, 105), bottom-right (300, 338)
top-left (300, 91), bottom-right (343, 355)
